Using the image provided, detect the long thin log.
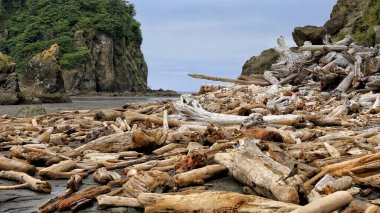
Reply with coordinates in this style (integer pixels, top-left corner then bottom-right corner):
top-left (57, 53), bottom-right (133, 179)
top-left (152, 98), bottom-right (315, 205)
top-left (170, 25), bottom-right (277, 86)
top-left (138, 191), bottom-right (300, 212)
top-left (0, 170), bottom-right (51, 193)
top-left (188, 74), bottom-right (270, 86)
top-left (174, 164), bottom-right (227, 187)
top-left (300, 45), bottom-right (349, 52)
top-left (97, 195), bottom-right (142, 207)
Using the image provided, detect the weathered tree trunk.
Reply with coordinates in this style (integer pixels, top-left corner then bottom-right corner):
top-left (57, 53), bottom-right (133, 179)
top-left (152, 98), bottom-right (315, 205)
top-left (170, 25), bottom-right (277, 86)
top-left (123, 170), bottom-right (176, 198)
top-left (38, 159), bottom-right (77, 179)
top-left (215, 139), bottom-right (300, 204)
top-left (97, 195), bottom-right (142, 207)
top-left (65, 133), bottom-right (134, 157)
top-left (174, 164), bottom-right (227, 187)
top-left (56, 185), bottom-right (111, 211)
top-left (124, 111), bottom-right (181, 127)
top-left (291, 191), bottom-right (353, 213)
top-left (188, 74), bottom-right (270, 86)
top-left (0, 170), bottom-right (51, 193)
top-left (138, 191), bottom-right (300, 213)
top-left (0, 155), bottom-right (36, 175)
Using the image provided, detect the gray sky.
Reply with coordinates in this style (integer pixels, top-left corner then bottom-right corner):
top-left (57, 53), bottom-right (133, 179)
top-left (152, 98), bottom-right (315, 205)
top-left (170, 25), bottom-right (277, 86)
top-left (131, 0), bottom-right (337, 92)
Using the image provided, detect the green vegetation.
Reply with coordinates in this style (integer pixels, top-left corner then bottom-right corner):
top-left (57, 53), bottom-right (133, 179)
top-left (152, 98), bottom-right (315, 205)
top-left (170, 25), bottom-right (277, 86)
top-left (0, 0), bottom-right (142, 71)
top-left (60, 47), bottom-right (92, 69)
top-left (352, 0), bottom-right (380, 45)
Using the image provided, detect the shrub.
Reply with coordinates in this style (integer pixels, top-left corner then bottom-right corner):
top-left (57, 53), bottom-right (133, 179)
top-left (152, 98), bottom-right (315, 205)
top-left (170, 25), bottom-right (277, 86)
top-left (60, 47), bottom-right (92, 69)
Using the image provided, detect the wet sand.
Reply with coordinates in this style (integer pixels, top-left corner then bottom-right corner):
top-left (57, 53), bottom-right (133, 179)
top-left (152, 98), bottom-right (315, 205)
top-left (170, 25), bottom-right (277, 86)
top-left (0, 96), bottom-right (178, 116)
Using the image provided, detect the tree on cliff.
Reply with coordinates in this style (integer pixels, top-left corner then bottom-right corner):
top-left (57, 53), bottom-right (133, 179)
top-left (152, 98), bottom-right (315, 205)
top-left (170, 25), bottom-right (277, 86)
top-left (0, 0), bottom-right (142, 71)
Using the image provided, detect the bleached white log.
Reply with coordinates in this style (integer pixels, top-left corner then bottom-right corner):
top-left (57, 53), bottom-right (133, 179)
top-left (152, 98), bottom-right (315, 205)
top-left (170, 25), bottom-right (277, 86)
top-left (215, 139), bottom-right (300, 204)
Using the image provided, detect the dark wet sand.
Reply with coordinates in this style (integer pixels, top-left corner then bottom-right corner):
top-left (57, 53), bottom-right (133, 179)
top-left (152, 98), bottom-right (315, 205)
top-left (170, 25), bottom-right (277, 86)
top-left (0, 96), bottom-right (178, 116)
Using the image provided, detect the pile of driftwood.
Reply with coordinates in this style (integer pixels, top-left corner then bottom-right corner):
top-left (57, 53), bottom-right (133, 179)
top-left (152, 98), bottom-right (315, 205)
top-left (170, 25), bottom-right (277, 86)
top-left (1, 36), bottom-right (380, 213)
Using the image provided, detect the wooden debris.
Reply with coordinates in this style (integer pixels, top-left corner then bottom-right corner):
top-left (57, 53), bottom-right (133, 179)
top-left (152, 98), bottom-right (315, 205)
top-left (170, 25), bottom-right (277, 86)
top-left (0, 170), bottom-right (51, 193)
top-left (138, 191), bottom-right (300, 212)
top-left (292, 191), bottom-right (353, 213)
top-left (123, 170), bottom-right (176, 197)
top-left (2, 36), bottom-right (380, 212)
top-left (215, 139), bottom-right (300, 204)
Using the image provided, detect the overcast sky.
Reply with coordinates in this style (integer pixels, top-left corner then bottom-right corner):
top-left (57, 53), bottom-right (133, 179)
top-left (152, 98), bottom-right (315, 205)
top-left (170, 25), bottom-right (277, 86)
top-left (131, 0), bottom-right (337, 92)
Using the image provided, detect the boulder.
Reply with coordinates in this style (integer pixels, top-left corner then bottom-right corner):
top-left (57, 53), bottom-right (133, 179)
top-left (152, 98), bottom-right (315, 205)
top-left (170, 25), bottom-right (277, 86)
top-left (25, 44), bottom-right (70, 103)
top-left (0, 52), bottom-right (25, 105)
top-left (292, 26), bottom-right (326, 46)
top-left (241, 48), bottom-right (280, 76)
top-left (15, 105), bottom-right (46, 118)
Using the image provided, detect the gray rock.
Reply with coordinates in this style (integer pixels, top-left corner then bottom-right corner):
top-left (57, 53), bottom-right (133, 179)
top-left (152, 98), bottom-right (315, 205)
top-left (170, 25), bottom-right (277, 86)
top-left (292, 25), bottom-right (326, 46)
top-left (16, 105), bottom-right (46, 118)
top-left (62, 33), bottom-right (148, 94)
top-left (324, 13), bottom-right (346, 35)
top-left (25, 44), bottom-right (71, 103)
top-left (0, 53), bottom-right (25, 105)
top-left (242, 48), bottom-right (280, 76)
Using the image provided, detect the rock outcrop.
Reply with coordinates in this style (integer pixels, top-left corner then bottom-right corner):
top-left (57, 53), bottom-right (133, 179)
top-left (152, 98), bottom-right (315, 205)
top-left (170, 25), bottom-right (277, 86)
top-left (25, 44), bottom-right (70, 103)
top-left (292, 26), bottom-right (326, 46)
top-left (242, 0), bottom-right (380, 76)
top-left (292, 0), bottom-right (379, 47)
top-left (62, 32), bottom-right (148, 94)
top-left (0, 52), bottom-right (24, 105)
top-left (0, 0), bottom-right (149, 100)
top-left (241, 48), bottom-right (280, 76)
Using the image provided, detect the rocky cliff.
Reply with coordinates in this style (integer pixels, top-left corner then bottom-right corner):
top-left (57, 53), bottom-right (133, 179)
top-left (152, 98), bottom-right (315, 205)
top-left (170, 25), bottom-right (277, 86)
top-left (0, 0), bottom-right (148, 101)
top-left (0, 52), bottom-right (24, 104)
top-left (242, 0), bottom-right (380, 76)
top-left (62, 32), bottom-right (148, 94)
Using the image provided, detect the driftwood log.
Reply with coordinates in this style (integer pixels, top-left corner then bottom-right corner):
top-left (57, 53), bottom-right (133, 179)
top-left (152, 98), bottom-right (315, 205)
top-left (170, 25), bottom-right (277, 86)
top-left (173, 164), bottom-right (227, 187)
top-left (138, 191), bottom-right (300, 212)
top-left (123, 170), bottom-right (176, 198)
top-left (291, 191), bottom-right (353, 213)
top-left (215, 139), bottom-right (300, 204)
top-left (0, 155), bottom-right (36, 175)
top-left (0, 170), bottom-right (51, 193)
